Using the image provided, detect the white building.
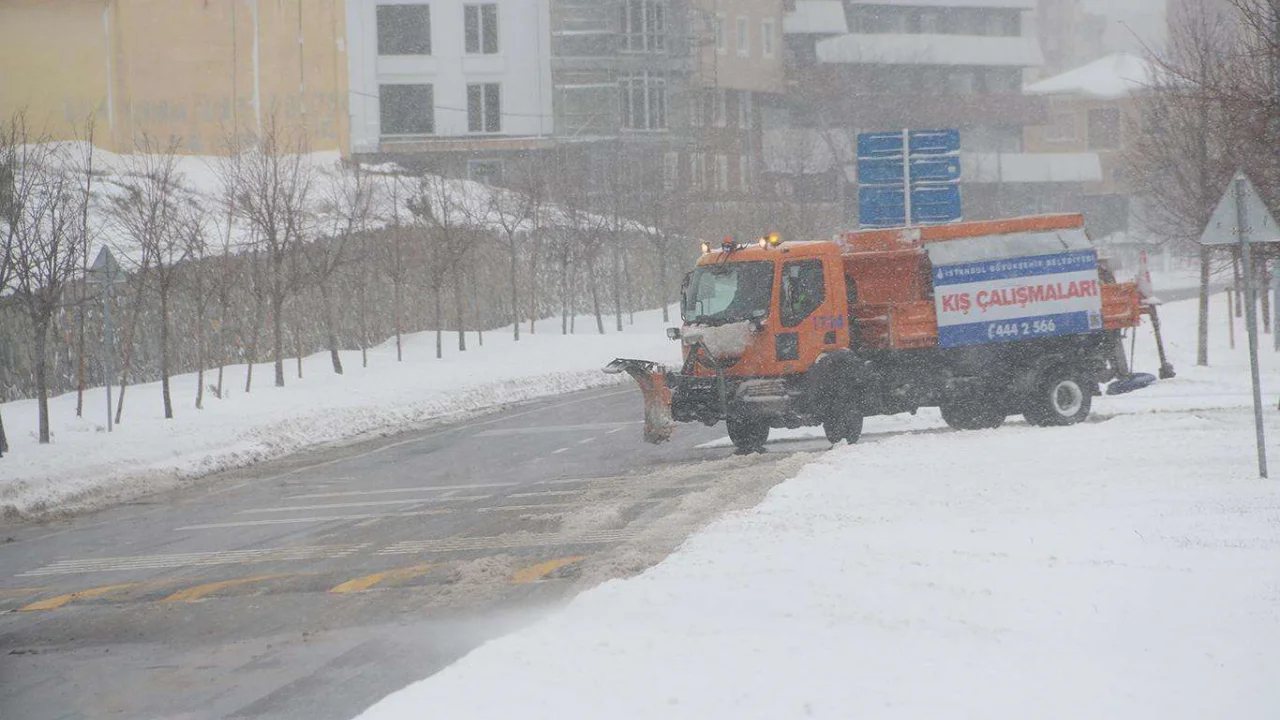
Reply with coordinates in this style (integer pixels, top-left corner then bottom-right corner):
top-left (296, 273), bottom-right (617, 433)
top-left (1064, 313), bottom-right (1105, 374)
top-left (346, 0), bottom-right (555, 164)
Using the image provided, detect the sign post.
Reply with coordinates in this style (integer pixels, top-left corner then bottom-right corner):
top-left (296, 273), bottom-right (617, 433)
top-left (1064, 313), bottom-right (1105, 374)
top-left (1200, 172), bottom-right (1278, 479)
top-left (857, 129), bottom-right (962, 228)
top-left (89, 247), bottom-right (125, 433)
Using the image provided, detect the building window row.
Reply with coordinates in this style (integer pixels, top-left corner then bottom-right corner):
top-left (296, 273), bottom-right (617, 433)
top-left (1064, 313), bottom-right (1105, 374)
top-left (377, 3), bottom-right (500, 57)
top-left (379, 82), bottom-right (503, 137)
top-left (621, 72), bottom-right (667, 131)
top-left (848, 6), bottom-right (1021, 37)
top-left (621, 0), bottom-right (667, 53)
top-left (713, 14), bottom-right (777, 59)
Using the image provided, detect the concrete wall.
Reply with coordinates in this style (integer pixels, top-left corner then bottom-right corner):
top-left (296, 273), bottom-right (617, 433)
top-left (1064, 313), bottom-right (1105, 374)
top-left (692, 0), bottom-right (784, 94)
top-left (0, 0), bottom-right (350, 155)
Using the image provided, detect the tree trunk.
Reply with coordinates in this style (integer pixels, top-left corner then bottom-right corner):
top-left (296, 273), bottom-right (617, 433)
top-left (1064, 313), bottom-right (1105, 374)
top-left (320, 280), bottom-right (343, 374)
top-left (1197, 246), bottom-right (1210, 366)
top-left (591, 261), bottom-right (605, 335)
top-left (624, 247), bottom-right (634, 325)
top-left (160, 287), bottom-right (173, 420)
top-left (75, 299), bottom-right (87, 418)
top-left (294, 317), bottom-right (303, 380)
top-left (612, 237), bottom-right (623, 332)
top-left (358, 274), bottom-right (369, 368)
top-left (456, 277), bottom-right (467, 352)
top-left (510, 244), bottom-right (520, 341)
top-left (273, 294), bottom-right (286, 387)
top-left (529, 246), bottom-right (539, 335)
top-left (1233, 250), bottom-right (1243, 319)
top-left (196, 297), bottom-right (207, 410)
top-left (395, 279), bottom-right (404, 362)
top-left (658, 246), bottom-right (670, 323)
top-left (245, 291), bottom-right (264, 394)
top-left (0, 408), bottom-right (8, 455)
top-left (560, 257), bottom-right (569, 335)
top-left (116, 280), bottom-right (146, 425)
top-left (34, 317), bottom-right (51, 444)
top-left (215, 290), bottom-right (229, 399)
top-left (433, 283), bottom-right (443, 360)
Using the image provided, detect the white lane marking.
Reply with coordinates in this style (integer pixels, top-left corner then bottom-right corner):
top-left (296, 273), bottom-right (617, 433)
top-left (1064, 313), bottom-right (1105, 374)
top-left (289, 483), bottom-right (518, 500)
top-left (18, 544), bottom-right (370, 577)
top-left (239, 496), bottom-right (490, 515)
top-left (473, 504), bottom-right (579, 513)
top-left (379, 531), bottom-right (633, 555)
top-left (551, 447), bottom-right (569, 455)
top-left (474, 421), bottom-right (640, 438)
top-left (606, 427), bottom-right (624, 435)
top-left (536, 476), bottom-right (627, 486)
top-left (507, 490), bottom-right (583, 499)
top-left (577, 437), bottom-right (597, 445)
top-left (176, 510), bottom-right (453, 531)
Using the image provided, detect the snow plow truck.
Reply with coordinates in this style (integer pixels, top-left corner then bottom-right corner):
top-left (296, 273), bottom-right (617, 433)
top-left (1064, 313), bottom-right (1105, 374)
top-left (606, 214), bottom-right (1173, 452)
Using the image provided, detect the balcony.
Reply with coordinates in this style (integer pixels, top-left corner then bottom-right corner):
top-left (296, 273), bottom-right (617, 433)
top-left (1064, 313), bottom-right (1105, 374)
top-left (816, 33), bottom-right (1044, 68)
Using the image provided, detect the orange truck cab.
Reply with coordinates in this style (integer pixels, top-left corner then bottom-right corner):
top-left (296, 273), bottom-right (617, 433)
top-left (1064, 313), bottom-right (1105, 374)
top-left (609, 214), bottom-right (1167, 452)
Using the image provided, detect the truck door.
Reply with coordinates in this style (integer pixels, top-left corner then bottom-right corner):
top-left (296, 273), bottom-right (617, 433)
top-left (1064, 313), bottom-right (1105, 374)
top-left (778, 258), bottom-right (846, 371)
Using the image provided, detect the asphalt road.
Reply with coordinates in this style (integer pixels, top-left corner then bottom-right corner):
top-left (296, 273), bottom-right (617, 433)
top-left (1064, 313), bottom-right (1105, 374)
top-left (0, 385), bottom-right (823, 720)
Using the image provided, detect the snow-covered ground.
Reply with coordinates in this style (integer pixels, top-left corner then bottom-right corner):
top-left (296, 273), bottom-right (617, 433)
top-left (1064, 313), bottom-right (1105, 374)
top-left (0, 309), bottom-right (680, 519)
top-left (354, 292), bottom-right (1280, 720)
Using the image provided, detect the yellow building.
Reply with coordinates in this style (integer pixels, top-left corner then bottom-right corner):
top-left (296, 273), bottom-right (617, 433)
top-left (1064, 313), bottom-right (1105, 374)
top-left (0, 0), bottom-right (350, 155)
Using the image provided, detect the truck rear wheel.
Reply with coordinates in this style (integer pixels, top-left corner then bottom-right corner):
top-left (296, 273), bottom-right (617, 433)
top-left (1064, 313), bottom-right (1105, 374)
top-left (1023, 371), bottom-right (1092, 427)
top-left (940, 398), bottom-right (1005, 431)
top-left (823, 407), bottom-right (864, 445)
top-left (726, 418), bottom-right (770, 453)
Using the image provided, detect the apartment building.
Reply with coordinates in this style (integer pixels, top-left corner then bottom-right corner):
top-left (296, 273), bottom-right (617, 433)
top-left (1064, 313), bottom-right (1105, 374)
top-left (0, 0), bottom-right (349, 155)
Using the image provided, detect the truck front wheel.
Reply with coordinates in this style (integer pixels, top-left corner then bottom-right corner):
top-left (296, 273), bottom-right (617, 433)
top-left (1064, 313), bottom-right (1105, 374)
top-left (1024, 372), bottom-right (1092, 427)
top-left (726, 418), bottom-right (770, 453)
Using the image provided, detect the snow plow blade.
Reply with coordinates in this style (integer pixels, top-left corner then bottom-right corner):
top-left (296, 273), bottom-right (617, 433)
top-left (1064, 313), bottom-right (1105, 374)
top-left (604, 358), bottom-right (675, 444)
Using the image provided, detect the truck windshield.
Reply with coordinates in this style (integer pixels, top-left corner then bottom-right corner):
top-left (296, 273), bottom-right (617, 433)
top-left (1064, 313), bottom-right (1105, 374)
top-left (681, 261), bottom-right (774, 326)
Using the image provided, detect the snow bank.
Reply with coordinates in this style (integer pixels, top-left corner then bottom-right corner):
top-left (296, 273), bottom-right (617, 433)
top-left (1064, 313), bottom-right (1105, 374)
top-left (354, 292), bottom-right (1280, 720)
top-left (0, 308), bottom-right (681, 520)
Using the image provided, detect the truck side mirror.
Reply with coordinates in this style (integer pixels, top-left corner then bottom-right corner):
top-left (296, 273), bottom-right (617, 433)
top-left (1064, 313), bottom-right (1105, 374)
top-left (666, 327), bottom-right (682, 341)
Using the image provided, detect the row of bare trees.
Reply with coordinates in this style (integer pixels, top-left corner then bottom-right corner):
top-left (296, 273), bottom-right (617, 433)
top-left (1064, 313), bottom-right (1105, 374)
top-left (0, 112), bottom-right (717, 450)
top-left (1126, 0), bottom-right (1280, 366)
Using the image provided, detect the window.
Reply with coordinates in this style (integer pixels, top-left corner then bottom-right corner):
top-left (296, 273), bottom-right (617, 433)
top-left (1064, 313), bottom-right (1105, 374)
top-left (781, 260), bottom-right (825, 328)
top-left (761, 19), bottom-right (775, 58)
top-left (738, 154), bottom-right (752, 192)
top-left (621, 0), bottom-right (667, 53)
top-left (621, 72), bottom-right (667, 130)
top-left (377, 4), bottom-right (431, 56)
top-left (663, 152), bottom-right (679, 190)
top-left (713, 90), bottom-right (727, 127)
top-left (919, 11), bottom-right (942, 33)
top-left (738, 91), bottom-right (753, 129)
top-left (947, 68), bottom-right (977, 95)
top-left (736, 16), bottom-right (749, 57)
top-left (467, 83), bottom-right (501, 133)
top-left (715, 155), bottom-right (729, 193)
top-left (379, 84), bottom-right (434, 136)
top-left (691, 153), bottom-right (706, 189)
top-left (1046, 112), bottom-right (1077, 142)
top-left (1088, 108), bottom-right (1122, 149)
top-left (714, 14), bottom-right (726, 54)
top-left (465, 4), bottom-right (499, 54)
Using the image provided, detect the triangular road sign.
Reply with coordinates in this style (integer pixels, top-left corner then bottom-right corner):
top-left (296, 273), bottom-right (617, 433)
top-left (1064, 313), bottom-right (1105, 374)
top-left (1200, 172), bottom-right (1280, 245)
top-left (89, 246), bottom-right (124, 283)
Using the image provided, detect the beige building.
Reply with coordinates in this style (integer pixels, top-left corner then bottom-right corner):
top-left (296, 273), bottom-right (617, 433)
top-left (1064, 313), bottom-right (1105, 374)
top-left (0, 0), bottom-right (350, 155)
top-left (1024, 52), bottom-right (1154, 236)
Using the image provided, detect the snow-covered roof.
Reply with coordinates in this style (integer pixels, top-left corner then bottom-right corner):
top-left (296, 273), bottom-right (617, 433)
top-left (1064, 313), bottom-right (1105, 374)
top-left (1025, 52), bottom-right (1157, 99)
top-left (784, 1), bottom-right (849, 35)
top-left (962, 152), bottom-right (1102, 184)
top-left (850, 0), bottom-right (1035, 7)
top-left (817, 33), bottom-right (1044, 67)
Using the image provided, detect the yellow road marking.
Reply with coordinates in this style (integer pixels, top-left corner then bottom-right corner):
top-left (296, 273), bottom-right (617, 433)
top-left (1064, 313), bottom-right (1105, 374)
top-left (20, 583), bottom-right (142, 612)
top-left (329, 564), bottom-right (435, 594)
top-left (511, 556), bottom-right (586, 584)
top-left (162, 574), bottom-right (290, 603)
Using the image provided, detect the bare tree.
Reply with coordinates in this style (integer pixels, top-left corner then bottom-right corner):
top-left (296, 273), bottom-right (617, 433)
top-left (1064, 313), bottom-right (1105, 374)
top-left (4, 116), bottom-right (91, 443)
top-left (179, 201), bottom-right (214, 409)
top-left (1127, 1), bottom-right (1245, 366)
top-left (488, 172), bottom-right (536, 341)
top-left (311, 160), bottom-right (374, 374)
top-left (225, 116), bottom-right (315, 387)
top-left (408, 173), bottom-right (476, 356)
top-left (0, 114), bottom-right (19, 453)
top-left (109, 137), bottom-right (188, 419)
top-left (377, 175), bottom-right (414, 361)
top-left (73, 117), bottom-right (97, 419)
